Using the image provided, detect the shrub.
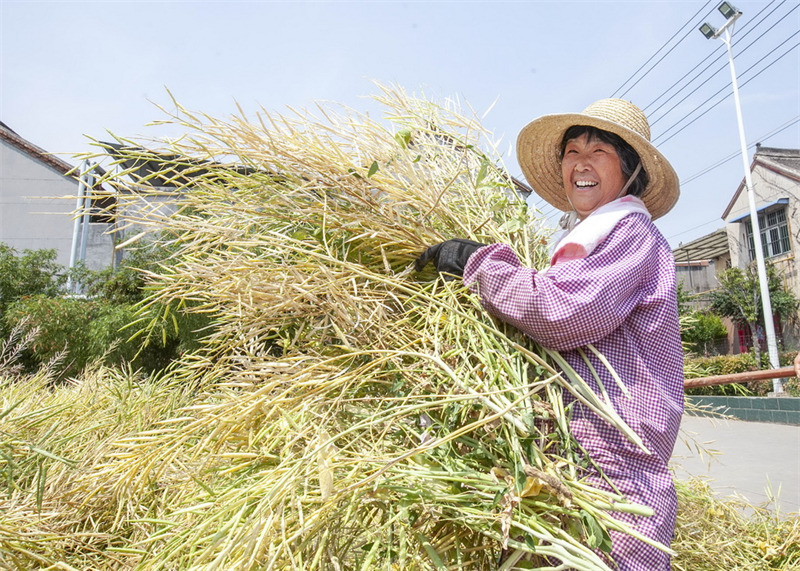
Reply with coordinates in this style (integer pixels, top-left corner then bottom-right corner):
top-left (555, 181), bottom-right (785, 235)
top-left (4, 295), bottom-right (95, 378)
top-left (3, 295), bottom-right (209, 380)
top-left (83, 240), bottom-right (174, 304)
top-left (0, 238), bottom-right (213, 379)
top-left (0, 245), bottom-right (66, 316)
top-left (681, 311), bottom-right (728, 356)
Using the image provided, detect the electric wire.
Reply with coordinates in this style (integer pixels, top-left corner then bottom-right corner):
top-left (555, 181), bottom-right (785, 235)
top-left (653, 35), bottom-right (800, 146)
top-left (643, 0), bottom-right (789, 115)
top-left (612, 0), bottom-right (717, 98)
top-left (681, 117), bottom-right (800, 185)
top-left (527, 3), bottom-right (799, 231)
top-left (613, 0), bottom-right (784, 107)
top-left (649, 2), bottom-right (799, 131)
top-left (650, 35), bottom-right (797, 134)
top-left (667, 218), bottom-right (726, 241)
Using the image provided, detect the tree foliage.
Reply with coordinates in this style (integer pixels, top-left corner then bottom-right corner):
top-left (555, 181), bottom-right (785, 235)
top-left (708, 262), bottom-right (799, 359)
top-left (682, 311), bottom-right (728, 356)
top-left (0, 241), bottom-right (209, 379)
top-left (0, 245), bottom-right (66, 315)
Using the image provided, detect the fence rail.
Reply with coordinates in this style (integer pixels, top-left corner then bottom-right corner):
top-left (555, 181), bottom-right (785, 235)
top-left (684, 366), bottom-right (796, 389)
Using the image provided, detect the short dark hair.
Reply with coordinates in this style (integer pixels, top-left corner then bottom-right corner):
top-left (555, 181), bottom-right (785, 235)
top-left (559, 125), bottom-right (649, 197)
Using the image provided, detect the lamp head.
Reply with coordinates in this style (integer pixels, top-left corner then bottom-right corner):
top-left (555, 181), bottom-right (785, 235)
top-left (718, 2), bottom-right (740, 20)
top-left (699, 22), bottom-right (717, 39)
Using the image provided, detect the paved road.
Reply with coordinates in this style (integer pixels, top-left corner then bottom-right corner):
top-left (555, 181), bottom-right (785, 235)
top-left (670, 415), bottom-right (800, 514)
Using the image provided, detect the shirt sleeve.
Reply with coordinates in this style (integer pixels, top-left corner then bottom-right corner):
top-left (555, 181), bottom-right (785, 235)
top-left (463, 214), bottom-right (659, 351)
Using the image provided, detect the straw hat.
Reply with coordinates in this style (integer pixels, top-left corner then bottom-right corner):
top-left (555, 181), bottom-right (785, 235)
top-left (516, 98), bottom-right (679, 220)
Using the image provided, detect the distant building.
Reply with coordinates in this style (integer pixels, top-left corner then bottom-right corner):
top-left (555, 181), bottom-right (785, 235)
top-left (722, 145), bottom-right (799, 294)
top-left (673, 228), bottom-right (731, 301)
top-left (673, 229), bottom-right (733, 354)
top-left (676, 145), bottom-right (800, 354)
top-left (0, 121), bottom-right (114, 271)
top-left (721, 145), bottom-right (800, 352)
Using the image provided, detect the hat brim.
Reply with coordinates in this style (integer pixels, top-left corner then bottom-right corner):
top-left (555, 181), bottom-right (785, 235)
top-left (516, 112), bottom-right (679, 220)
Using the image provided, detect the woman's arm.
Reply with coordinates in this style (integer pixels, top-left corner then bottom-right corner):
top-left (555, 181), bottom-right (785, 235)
top-left (463, 215), bottom-right (664, 351)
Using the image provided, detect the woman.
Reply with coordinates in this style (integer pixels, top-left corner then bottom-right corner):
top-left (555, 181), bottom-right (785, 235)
top-left (416, 99), bottom-right (683, 570)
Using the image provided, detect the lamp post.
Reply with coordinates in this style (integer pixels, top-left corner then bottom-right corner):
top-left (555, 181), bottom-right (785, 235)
top-left (699, 2), bottom-right (783, 393)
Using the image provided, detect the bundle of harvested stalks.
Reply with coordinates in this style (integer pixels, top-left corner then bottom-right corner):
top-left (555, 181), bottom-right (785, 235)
top-left (69, 85), bottom-right (667, 569)
top-left (1, 85), bottom-right (699, 569)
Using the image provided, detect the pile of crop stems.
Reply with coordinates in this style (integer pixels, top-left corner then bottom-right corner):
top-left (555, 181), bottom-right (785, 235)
top-left (0, 84), bottom-right (797, 570)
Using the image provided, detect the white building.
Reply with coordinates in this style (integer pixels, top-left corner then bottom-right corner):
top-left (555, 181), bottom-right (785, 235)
top-left (722, 145), bottom-right (799, 296)
top-left (0, 121), bottom-right (114, 271)
top-left (676, 145), bottom-right (800, 354)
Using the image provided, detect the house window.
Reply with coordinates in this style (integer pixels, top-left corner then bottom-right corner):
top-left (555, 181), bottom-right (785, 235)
top-left (743, 206), bottom-right (791, 261)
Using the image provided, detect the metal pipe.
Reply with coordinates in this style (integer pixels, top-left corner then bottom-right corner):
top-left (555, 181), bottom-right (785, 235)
top-left (79, 168), bottom-right (93, 270)
top-left (67, 159), bottom-right (88, 294)
top-left (685, 366), bottom-right (795, 389)
top-left (720, 25), bottom-right (783, 393)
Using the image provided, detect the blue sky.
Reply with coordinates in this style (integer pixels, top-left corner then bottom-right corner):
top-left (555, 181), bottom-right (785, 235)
top-left (2, 1), bottom-right (798, 248)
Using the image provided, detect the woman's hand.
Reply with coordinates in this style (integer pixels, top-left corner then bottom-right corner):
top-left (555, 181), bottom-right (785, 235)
top-left (414, 239), bottom-right (486, 279)
top-left (794, 351), bottom-right (800, 378)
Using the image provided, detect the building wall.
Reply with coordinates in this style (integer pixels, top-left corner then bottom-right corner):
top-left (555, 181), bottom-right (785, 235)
top-left (1, 139), bottom-right (77, 265)
top-left (675, 260), bottom-right (724, 297)
top-left (724, 163), bottom-right (800, 349)
top-left (0, 139), bottom-right (114, 270)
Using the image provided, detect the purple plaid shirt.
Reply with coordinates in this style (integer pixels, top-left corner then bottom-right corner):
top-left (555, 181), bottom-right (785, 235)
top-left (464, 213), bottom-right (684, 570)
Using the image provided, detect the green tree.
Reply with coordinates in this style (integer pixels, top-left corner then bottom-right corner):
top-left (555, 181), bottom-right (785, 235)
top-left (708, 262), bottom-right (799, 362)
top-left (82, 240), bottom-right (173, 304)
top-left (682, 311), bottom-right (728, 356)
top-left (0, 240), bottom-right (211, 379)
top-left (0, 244), bottom-right (66, 315)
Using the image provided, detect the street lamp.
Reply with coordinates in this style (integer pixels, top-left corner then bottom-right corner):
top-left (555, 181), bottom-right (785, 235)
top-left (699, 3), bottom-right (784, 393)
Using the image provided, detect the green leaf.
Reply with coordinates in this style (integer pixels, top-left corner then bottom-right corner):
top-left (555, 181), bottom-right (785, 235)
top-left (498, 218), bottom-right (523, 233)
top-left (581, 511), bottom-right (612, 552)
top-left (513, 461), bottom-right (526, 494)
top-left (367, 161), bottom-right (379, 178)
top-left (395, 129), bottom-right (412, 149)
top-left (475, 158), bottom-right (490, 188)
top-left (415, 532), bottom-right (447, 570)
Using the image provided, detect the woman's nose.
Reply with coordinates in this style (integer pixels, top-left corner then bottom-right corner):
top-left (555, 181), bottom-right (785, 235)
top-left (573, 155), bottom-right (591, 171)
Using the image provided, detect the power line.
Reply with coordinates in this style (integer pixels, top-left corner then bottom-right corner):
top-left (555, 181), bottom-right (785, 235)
top-left (681, 117), bottom-right (800, 185)
top-left (613, 0), bottom-right (785, 107)
top-left (611, 0), bottom-right (716, 99)
top-left (653, 32), bottom-right (800, 146)
top-left (650, 2), bottom-right (799, 130)
top-left (645, 0), bottom-right (792, 120)
top-left (667, 218), bottom-right (725, 242)
top-left (643, 44), bottom-right (725, 113)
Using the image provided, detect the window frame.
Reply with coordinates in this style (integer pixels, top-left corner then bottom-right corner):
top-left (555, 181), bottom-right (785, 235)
top-left (742, 205), bottom-right (792, 261)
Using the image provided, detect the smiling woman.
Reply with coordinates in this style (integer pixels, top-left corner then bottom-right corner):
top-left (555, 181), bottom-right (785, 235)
top-left (416, 98), bottom-right (684, 571)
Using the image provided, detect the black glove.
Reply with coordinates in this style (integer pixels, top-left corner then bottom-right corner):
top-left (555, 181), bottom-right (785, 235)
top-left (414, 239), bottom-right (486, 279)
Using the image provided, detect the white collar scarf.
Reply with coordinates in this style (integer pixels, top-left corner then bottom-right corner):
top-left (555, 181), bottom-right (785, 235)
top-left (550, 196), bottom-right (651, 266)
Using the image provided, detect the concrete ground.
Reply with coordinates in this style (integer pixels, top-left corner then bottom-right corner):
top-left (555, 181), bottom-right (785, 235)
top-left (670, 414), bottom-right (800, 515)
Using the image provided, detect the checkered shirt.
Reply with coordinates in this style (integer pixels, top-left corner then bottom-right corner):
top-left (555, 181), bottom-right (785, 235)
top-left (463, 213), bottom-right (684, 570)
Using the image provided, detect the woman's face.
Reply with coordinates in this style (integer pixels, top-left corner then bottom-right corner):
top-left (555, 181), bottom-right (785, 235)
top-left (561, 132), bottom-right (627, 219)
